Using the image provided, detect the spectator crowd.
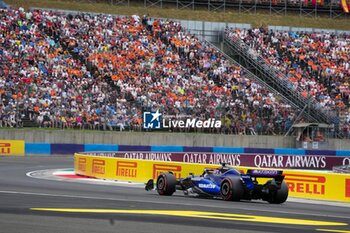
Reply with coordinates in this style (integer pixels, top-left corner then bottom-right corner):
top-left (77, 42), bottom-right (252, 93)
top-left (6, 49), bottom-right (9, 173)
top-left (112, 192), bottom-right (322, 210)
top-left (0, 7), bottom-right (329, 136)
top-left (226, 27), bottom-right (350, 137)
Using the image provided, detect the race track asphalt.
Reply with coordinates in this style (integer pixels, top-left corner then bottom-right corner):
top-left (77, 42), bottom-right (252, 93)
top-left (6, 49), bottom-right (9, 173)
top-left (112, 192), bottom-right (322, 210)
top-left (0, 155), bottom-right (349, 233)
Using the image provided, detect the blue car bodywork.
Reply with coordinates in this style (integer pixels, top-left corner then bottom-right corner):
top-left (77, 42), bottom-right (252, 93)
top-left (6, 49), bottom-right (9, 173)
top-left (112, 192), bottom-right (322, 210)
top-left (191, 169), bottom-right (254, 195)
top-left (146, 164), bottom-right (289, 204)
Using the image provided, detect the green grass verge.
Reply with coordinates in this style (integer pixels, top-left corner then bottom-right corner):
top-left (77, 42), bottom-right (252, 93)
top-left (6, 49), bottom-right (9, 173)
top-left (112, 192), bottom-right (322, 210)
top-left (5, 0), bottom-right (350, 30)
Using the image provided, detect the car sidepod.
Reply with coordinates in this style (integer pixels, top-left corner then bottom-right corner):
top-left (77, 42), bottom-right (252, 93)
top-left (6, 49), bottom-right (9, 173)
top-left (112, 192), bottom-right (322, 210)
top-left (191, 177), bottom-right (220, 195)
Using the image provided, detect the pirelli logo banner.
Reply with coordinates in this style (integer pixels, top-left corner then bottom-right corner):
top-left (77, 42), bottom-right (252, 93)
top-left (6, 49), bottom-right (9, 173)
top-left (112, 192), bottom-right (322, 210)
top-left (77, 158), bottom-right (87, 173)
top-left (0, 140), bottom-right (25, 156)
top-left (74, 153), bottom-right (219, 182)
top-left (74, 153), bottom-right (350, 202)
top-left (282, 172), bottom-right (350, 202)
top-left (92, 159), bottom-right (106, 175)
top-left (285, 174), bottom-right (326, 196)
top-left (153, 164), bottom-right (182, 179)
top-left (345, 179), bottom-right (350, 198)
top-left (116, 161), bottom-right (137, 178)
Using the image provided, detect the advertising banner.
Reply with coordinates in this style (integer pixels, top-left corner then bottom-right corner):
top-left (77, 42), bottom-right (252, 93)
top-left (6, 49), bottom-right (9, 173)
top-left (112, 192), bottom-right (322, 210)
top-left (284, 171), bottom-right (350, 202)
top-left (0, 140), bottom-right (25, 156)
top-left (74, 154), bottom-right (219, 182)
top-left (84, 152), bottom-right (349, 170)
top-left (74, 153), bottom-right (350, 203)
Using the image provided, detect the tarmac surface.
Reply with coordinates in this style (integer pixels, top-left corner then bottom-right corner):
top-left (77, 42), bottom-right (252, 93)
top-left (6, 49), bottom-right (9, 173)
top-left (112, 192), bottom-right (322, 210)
top-left (0, 155), bottom-right (349, 233)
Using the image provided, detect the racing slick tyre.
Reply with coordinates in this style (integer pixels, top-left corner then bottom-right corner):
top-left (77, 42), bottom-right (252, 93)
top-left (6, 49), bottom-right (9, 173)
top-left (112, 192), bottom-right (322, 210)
top-left (220, 177), bottom-right (244, 201)
top-left (157, 172), bottom-right (176, 196)
top-left (267, 181), bottom-right (289, 204)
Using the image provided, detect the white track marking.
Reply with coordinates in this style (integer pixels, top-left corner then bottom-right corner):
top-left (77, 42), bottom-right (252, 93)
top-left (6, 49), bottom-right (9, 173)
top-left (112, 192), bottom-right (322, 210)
top-left (287, 197), bottom-right (350, 208)
top-left (26, 169), bottom-right (145, 187)
top-left (0, 190), bottom-right (349, 220)
top-left (26, 169), bottom-right (350, 209)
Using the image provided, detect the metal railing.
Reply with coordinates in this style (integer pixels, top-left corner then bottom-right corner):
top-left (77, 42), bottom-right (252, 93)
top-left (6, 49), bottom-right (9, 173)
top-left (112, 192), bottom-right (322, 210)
top-left (223, 33), bottom-right (340, 127)
top-left (46, 0), bottom-right (349, 18)
top-left (195, 34), bottom-right (302, 115)
top-left (333, 165), bottom-right (350, 173)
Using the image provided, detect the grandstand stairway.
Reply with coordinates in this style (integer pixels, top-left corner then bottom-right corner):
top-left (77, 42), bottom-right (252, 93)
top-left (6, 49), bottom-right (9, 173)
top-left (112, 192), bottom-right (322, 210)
top-left (222, 36), bottom-right (342, 136)
top-left (202, 39), bottom-right (304, 118)
top-left (21, 116), bottom-right (38, 128)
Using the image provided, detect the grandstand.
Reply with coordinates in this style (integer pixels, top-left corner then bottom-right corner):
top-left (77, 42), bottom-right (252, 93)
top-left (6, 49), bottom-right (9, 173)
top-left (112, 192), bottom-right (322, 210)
top-left (0, 4), bottom-right (349, 138)
top-left (224, 28), bottom-right (350, 136)
top-left (225, 28), bottom-right (350, 113)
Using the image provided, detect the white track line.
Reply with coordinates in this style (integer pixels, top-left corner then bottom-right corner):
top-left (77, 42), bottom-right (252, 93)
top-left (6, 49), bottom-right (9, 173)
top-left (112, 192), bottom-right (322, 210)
top-left (25, 169), bottom-right (350, 210)
top-left (0, 190), bottom-right (350, 220)
top-left (26, 169), bottom-right (145, 187)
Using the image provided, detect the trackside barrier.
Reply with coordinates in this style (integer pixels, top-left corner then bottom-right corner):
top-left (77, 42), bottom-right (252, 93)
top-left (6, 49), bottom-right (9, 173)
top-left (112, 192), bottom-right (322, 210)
top-left (0, 140), bottom-right (25, 156)
top-left (75, 153), bottom-right (350, 203)
top-left (83, 151), bottom-right (350, 170)
top-left (74, 153), bottom-right (220, 182)
top-left (24, 143), bottom-right (350, 156)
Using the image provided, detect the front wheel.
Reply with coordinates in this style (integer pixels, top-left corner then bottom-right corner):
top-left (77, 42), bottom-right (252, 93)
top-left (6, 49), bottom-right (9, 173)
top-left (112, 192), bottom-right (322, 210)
top-left (220, 177), bottom-right (244, 201)
top-left (157, 172), bottom-right (176, 196)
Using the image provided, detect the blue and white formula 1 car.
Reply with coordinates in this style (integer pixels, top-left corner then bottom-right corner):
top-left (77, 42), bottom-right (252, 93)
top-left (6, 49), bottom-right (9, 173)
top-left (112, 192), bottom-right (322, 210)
top-left (145, 164), bottom-right (288, 204)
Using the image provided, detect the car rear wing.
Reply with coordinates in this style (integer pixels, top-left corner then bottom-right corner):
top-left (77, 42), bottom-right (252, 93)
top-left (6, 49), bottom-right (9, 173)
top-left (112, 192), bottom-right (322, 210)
top-left (247, 169), bottom-right (284, 181)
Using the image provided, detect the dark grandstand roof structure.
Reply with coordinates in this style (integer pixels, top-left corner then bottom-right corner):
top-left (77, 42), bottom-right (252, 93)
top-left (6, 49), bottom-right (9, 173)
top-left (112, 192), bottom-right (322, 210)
top-left (81, 0), bottom-right (349, 18)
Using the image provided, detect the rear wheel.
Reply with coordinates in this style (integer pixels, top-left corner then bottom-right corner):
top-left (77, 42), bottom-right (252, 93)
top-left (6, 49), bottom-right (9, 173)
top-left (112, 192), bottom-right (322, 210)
top-left (267, 181), bottom-right (288, 204)
top-left (157, 172), bottom-right (176, 196)
top-left (220, 177), bottom-right (244, 201)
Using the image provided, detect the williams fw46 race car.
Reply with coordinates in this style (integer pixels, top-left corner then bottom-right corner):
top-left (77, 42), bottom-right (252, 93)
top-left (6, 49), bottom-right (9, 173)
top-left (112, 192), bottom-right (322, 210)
top-left (145, 164), bottom-right (288, 204)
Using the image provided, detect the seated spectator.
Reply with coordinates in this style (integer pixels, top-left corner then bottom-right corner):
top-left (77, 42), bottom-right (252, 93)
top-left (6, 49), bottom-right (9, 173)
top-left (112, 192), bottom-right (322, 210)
top-left (75, 114), bottom-right (83, 130)
top-left (0, 8), bottom-right (300, 135)
top-left (42, 114), bottom-right (51, 128)
top-left (226, 28), bottom-right (350, 133)
top-left (116, 116), bottom-right (125, 132)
